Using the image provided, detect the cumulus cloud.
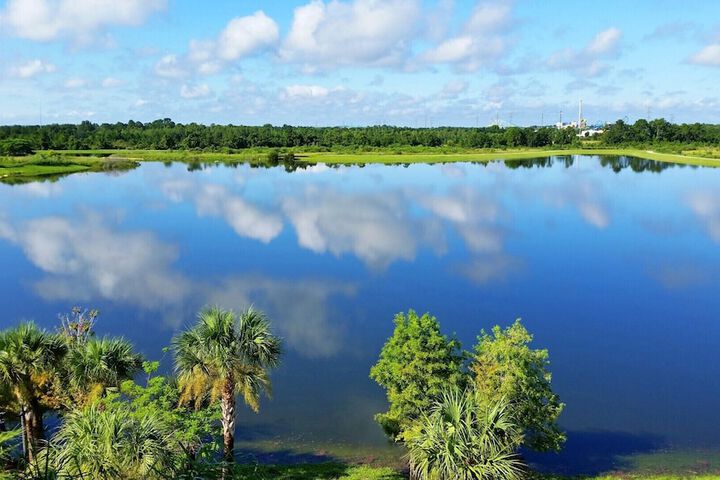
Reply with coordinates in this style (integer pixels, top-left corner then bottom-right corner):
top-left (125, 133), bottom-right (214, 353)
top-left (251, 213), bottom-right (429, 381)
top-left (0, 209), bottom-right (351, 358)
top-left (282, 187), bottom-right (439, 269)
top-left (280, 0), bottom-right (421, 70)
top-left (0, 214), bottom-right (190, 308)
top-left (440, 79), bottom-right (469, 99)
top-left (0, 0), bottom-right (165, 43)
top-left (282, 84), bottom-right (335, 99)
top-left (8, 59), bottom-right (56, 78)
top-left (542, 175), bottom-right (611, 229)
top-left (421, 0), bottom-right (515, 72)
top-left (686, 191), bottom-right (720, 241)
top-left (154, 54), bottom-right (190, 79)
top-left (206, 277), bottom-right (355, 357)
top-left (547, 27), bottom-right (622, 77)
top-left (154, 11), bottom-right (278, 78)
top-left (161, 179), bottom-right (283, 243)
top-left (216, 11), bottom-right (279, 61)
top-left (180, 83), bottom-right (211, 99)
top-left (63, 77), bottom-right (86, 89)
top-left (586, 27), bottom-right (622, 55)
top-left (101, 77), bottom-right (123, 88)
top-left (689, 44), bottom-right (720, 67)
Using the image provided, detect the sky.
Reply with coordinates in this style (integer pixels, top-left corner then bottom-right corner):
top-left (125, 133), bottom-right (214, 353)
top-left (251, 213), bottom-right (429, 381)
top-left (1, 0), bottom-right (720, 127)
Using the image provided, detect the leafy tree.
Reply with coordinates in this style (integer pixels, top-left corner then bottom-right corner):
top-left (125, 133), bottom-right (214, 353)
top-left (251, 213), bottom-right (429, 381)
top-left (0, 323), bottom-right (66, 461)
top-left (63, 337), bottom-right (143, 406)
top-left (173, 307), bottom-right (282, 463)
top-left (109, 361), bottom-right (220, 469)
top-left (370, 310), bottom-right (464, 440)
top-left (54, 404), bottom-right (177, 479)
top-left (0, 139), bottom-right (33, 156)
top-left (404, 389), bottom-right (525, 480)
top-left (471, 319), bottom-right (565, 452)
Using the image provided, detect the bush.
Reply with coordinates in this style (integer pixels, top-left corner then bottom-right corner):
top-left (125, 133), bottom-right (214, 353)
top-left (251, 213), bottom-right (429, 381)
top-left (0, 139), bottom-right (33, 156)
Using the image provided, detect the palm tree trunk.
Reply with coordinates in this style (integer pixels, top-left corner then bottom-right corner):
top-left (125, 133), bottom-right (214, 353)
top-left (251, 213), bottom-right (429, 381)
top-left (23, 398), bottom-right (44, 462)
top-left (220, 375), bottom-right (236, 464)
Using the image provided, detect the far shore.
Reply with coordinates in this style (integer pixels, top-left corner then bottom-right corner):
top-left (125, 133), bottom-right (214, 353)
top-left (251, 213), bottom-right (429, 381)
top-left (1, 146), bottom-right (719, 182)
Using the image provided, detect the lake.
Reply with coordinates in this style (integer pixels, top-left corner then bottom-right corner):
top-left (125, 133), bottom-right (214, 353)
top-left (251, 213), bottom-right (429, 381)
top-left (1, 155), bottom-right (719, 474)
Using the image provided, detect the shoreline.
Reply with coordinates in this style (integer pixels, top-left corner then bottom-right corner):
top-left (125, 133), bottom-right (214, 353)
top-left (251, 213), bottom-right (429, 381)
top-left (1, 147), bottom-right (719, 182)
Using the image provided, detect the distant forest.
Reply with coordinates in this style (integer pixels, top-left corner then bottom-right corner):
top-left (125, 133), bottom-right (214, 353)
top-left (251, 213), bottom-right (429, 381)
top-left (1, 118), bottom-right (720, 153)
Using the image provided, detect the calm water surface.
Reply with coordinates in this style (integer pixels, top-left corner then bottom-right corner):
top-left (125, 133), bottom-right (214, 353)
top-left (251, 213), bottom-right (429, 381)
top-left (1, 156), bottom-right (719, 473)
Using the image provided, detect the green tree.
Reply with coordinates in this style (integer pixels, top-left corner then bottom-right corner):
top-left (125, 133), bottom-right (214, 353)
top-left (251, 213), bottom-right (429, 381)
top-left (0, 323), bottom-right (66, 461)
top-left (370, 310), bottom-right (464, 440)
top-left (471, 319), bottom-right (565, 452)
top-left (54, 404), bottom-right (177, 479)
top-left (404, 389), bottom-right (525, 480)
top-left (63, 337), bottom-right (143, 406)
top-left (0, 139), bottom-right (33, 156)
top-left (172, 307), bottom-right (281, 463)
top-left (109, 361), bottom-right (220, 469)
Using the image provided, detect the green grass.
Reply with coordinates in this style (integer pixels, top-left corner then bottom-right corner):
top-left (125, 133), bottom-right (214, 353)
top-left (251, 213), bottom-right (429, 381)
top-left (0, 153), bottom-right (139, 183)
top-left (51, 147), bottom-right (720, 167)
top-left (231, 463), bottom-right (404, 480)
top-left (228, 462), bottom-right (720, 480)
top-left (1, 146), bottom-right (718, 183)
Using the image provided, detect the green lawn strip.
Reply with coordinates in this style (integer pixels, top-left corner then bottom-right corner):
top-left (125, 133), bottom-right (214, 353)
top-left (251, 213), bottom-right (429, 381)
top-left (0, 154), bottom-right (139, 180)
top-left (0, 163), bottom-right (91, 178)
top-left (231, 463), bottom-right (404, 480)
top-left (230, 464), bottom-right (720, 480)
top-left (234, 439), bottom-right (405, 468)
top-left (47, 147), bottom-right (720, 167)
top-left (1, 147), bottom-right (719, 182)
top-left (300, 149), bottom-right (720, 167)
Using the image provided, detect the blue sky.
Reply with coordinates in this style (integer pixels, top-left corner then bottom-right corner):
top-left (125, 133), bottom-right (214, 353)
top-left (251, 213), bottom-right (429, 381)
top-left (1, 0), bottom-right (720, 126)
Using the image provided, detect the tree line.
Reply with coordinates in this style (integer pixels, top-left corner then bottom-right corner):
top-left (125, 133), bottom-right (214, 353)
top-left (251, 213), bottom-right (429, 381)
top-left (1, 120), bottom-right (578, 151)
top-left (2, 118), bottom-right (720, 154)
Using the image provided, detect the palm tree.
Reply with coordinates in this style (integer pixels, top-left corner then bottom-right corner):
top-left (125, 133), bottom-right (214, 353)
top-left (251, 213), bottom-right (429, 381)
top-left (63, 337), bottom-right (143, 406)
top-left (172, 306), bottom-right (281, 463)
top-left (0, 323), bottom-right (66, 461)
top-left (405, 389), bottom-right (525, 480)
top-left (54, 404), bottom-right (176, 479)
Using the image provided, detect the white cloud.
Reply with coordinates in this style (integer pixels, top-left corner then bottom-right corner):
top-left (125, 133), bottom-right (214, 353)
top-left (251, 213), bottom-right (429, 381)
top-left (440, 79), bottom-right (469, 98)
top-left (1, 214), bottom-right (190, 308)
top-left (0, 210), bottom-right (347, 358)
top-left (280, 0), bottom-right (421, 70)
top-left (217, 11), bottom-right (279, 61)
top-left (0, 0), bottom-right (166, 43)
top-left (422, 1), bottom-right (514, 72)
top-left (687, 191), bottom-right (720, 241)
top-left (206, 277), bottom-right (355, 358)
top-left (155, 54), bottom-right (189, 79)
top-left (282, 188), bottom-right (435, 269)
top-left (689, 44), bottom-right (720, 67)
top-left (101, 77), bottom-right (123, 88)
top-left (547, 27), bottom-right (622, 77)
top-left (180, 83), bottom-right (211, 99)
top-left (542, 176), bottom-right (611, 229)
top-left (586, 27), bottom-right (622, 55)
top-left (63, 77), bottom-right (86, 89)
top-left (8, 59), bottom-right (56, 78)
top-left (283, 84), bottom-right (332, 99)
top-left (161, 180), bottom-right (283, 243)
top-left (154, 11), bottom-right (279, 78)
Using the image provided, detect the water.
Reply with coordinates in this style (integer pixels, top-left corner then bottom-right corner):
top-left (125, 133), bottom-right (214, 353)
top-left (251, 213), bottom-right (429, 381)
top-left (1, 156), bottom-right (719, 473)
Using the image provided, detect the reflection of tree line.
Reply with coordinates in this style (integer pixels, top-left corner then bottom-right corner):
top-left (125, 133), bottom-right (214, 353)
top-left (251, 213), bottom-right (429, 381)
top-left (503, 155), bottom-right (698, 173)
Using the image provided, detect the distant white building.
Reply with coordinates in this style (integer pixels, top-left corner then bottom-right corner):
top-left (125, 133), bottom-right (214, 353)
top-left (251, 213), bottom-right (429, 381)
top-left (578, 128), bottom-right (604, 138)
top-left (555, 100), bottom-right (588, 130)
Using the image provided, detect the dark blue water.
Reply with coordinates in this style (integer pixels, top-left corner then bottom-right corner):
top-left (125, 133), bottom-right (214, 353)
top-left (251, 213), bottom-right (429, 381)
top-left (1, 156), bottom-right (719, 473)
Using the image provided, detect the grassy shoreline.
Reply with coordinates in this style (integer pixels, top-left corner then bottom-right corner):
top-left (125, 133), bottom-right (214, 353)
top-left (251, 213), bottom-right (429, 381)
top-left (1, 146), bottom-right (719, 182)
